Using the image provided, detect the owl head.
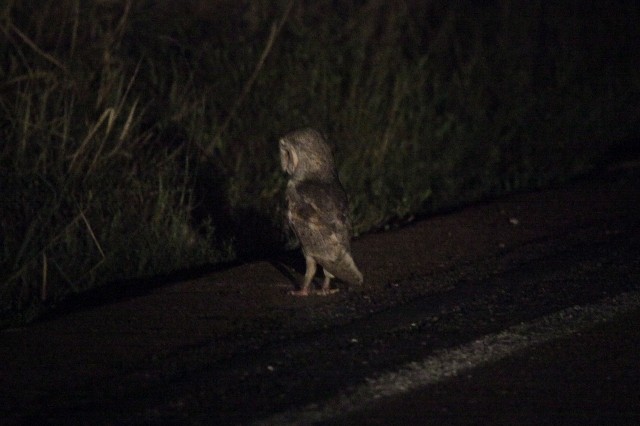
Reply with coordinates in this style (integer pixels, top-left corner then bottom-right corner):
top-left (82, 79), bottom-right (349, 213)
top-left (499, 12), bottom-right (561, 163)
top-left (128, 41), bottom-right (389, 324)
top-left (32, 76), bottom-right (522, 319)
top-left (279, 128), bottom-right (336, 181)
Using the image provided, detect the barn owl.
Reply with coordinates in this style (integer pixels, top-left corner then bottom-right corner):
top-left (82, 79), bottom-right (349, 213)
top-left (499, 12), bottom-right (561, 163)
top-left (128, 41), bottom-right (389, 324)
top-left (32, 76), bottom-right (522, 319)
top-left (279, 128), bottom-right (363, 296)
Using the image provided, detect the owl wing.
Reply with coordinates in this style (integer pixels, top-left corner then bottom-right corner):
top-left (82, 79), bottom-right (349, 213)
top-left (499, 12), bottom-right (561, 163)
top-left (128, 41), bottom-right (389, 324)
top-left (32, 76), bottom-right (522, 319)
top-left (287, 180), bottom-right (352, 256)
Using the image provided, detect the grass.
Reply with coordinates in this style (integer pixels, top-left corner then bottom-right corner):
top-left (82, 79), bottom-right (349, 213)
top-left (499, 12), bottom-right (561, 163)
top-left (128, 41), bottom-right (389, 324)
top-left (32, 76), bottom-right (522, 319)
top-left (1, 0), bottom-right (639, 326)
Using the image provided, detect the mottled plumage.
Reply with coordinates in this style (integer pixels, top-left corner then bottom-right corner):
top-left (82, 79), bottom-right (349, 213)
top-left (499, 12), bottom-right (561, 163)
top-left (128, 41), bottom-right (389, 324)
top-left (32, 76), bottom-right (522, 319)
top-left (280, 128), bottom-right (363, 296)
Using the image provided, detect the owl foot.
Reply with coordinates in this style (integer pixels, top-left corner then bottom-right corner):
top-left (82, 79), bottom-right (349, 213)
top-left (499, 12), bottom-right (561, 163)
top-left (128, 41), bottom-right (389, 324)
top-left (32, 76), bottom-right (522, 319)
top-left (289, 289), bottom-right (311, 296)
top-left (315, 288), bottom-right (339, 296)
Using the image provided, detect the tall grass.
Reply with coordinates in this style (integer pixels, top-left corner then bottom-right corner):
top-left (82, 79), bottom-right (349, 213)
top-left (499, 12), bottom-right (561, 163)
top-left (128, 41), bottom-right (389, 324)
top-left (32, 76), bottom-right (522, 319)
top-left (0, 0), bottom-right (229, 324)
top-left (1, 0), bottom-right (639, 325)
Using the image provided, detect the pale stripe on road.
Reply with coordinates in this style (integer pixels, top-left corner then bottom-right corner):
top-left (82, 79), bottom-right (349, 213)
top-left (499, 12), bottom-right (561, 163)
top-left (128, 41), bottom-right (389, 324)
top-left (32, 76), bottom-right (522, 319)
top-left (256, 290), bottom-right (640, 425)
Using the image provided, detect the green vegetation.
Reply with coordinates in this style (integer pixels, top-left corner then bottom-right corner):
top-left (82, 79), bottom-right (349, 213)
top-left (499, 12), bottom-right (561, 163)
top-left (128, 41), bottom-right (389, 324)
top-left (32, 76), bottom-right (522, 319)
top-left (2, 0), bottom-right (639, 326)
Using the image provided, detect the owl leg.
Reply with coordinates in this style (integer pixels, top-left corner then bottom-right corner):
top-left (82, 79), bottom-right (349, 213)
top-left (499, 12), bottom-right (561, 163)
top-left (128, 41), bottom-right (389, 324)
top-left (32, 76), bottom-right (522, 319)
top-left (290, 255), bottom-right (316, 296)
top-left (318, 270), bottom-right (339, 296)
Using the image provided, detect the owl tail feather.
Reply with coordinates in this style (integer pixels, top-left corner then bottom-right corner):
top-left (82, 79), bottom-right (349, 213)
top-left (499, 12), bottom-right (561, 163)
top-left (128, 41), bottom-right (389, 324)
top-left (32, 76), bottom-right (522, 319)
top-left (323, 250), bottom-right (363, 285)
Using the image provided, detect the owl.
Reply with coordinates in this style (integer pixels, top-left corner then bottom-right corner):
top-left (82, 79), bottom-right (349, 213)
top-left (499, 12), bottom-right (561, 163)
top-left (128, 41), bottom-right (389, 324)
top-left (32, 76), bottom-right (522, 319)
top-left (279, 128), bottom-right (363, 296)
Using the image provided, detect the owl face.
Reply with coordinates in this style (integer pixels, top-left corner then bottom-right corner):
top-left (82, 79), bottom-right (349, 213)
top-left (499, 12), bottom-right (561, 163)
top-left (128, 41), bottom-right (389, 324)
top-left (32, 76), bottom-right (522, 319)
top-left (279, 128), bottom-right (336, 181)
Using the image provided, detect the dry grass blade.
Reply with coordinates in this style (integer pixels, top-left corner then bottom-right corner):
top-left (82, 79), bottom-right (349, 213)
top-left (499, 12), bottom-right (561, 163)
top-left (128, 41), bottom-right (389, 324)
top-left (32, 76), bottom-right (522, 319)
top-left (6, 22), bottom-right (67, 72)
top-left (67, 107), bottom-right (116, 174)
top-left (79, 210), bottom-right (106, 260)
top-left (118, 97), bottom-right (139, 143)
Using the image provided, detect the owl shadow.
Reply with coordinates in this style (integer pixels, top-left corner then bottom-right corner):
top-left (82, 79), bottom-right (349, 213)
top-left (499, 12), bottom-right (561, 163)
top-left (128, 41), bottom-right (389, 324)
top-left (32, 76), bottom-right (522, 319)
top-left (190, 163), bottom-right (323, 291)
top-left (191, 165), bottom-right (283, 256)
top-left (269, 251), bottom-right (304, 288)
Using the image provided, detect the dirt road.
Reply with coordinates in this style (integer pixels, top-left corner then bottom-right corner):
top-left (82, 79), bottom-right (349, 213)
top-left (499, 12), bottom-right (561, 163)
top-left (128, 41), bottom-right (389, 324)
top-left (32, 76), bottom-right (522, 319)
top-left (2, 162), bottom-right (639, 424)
